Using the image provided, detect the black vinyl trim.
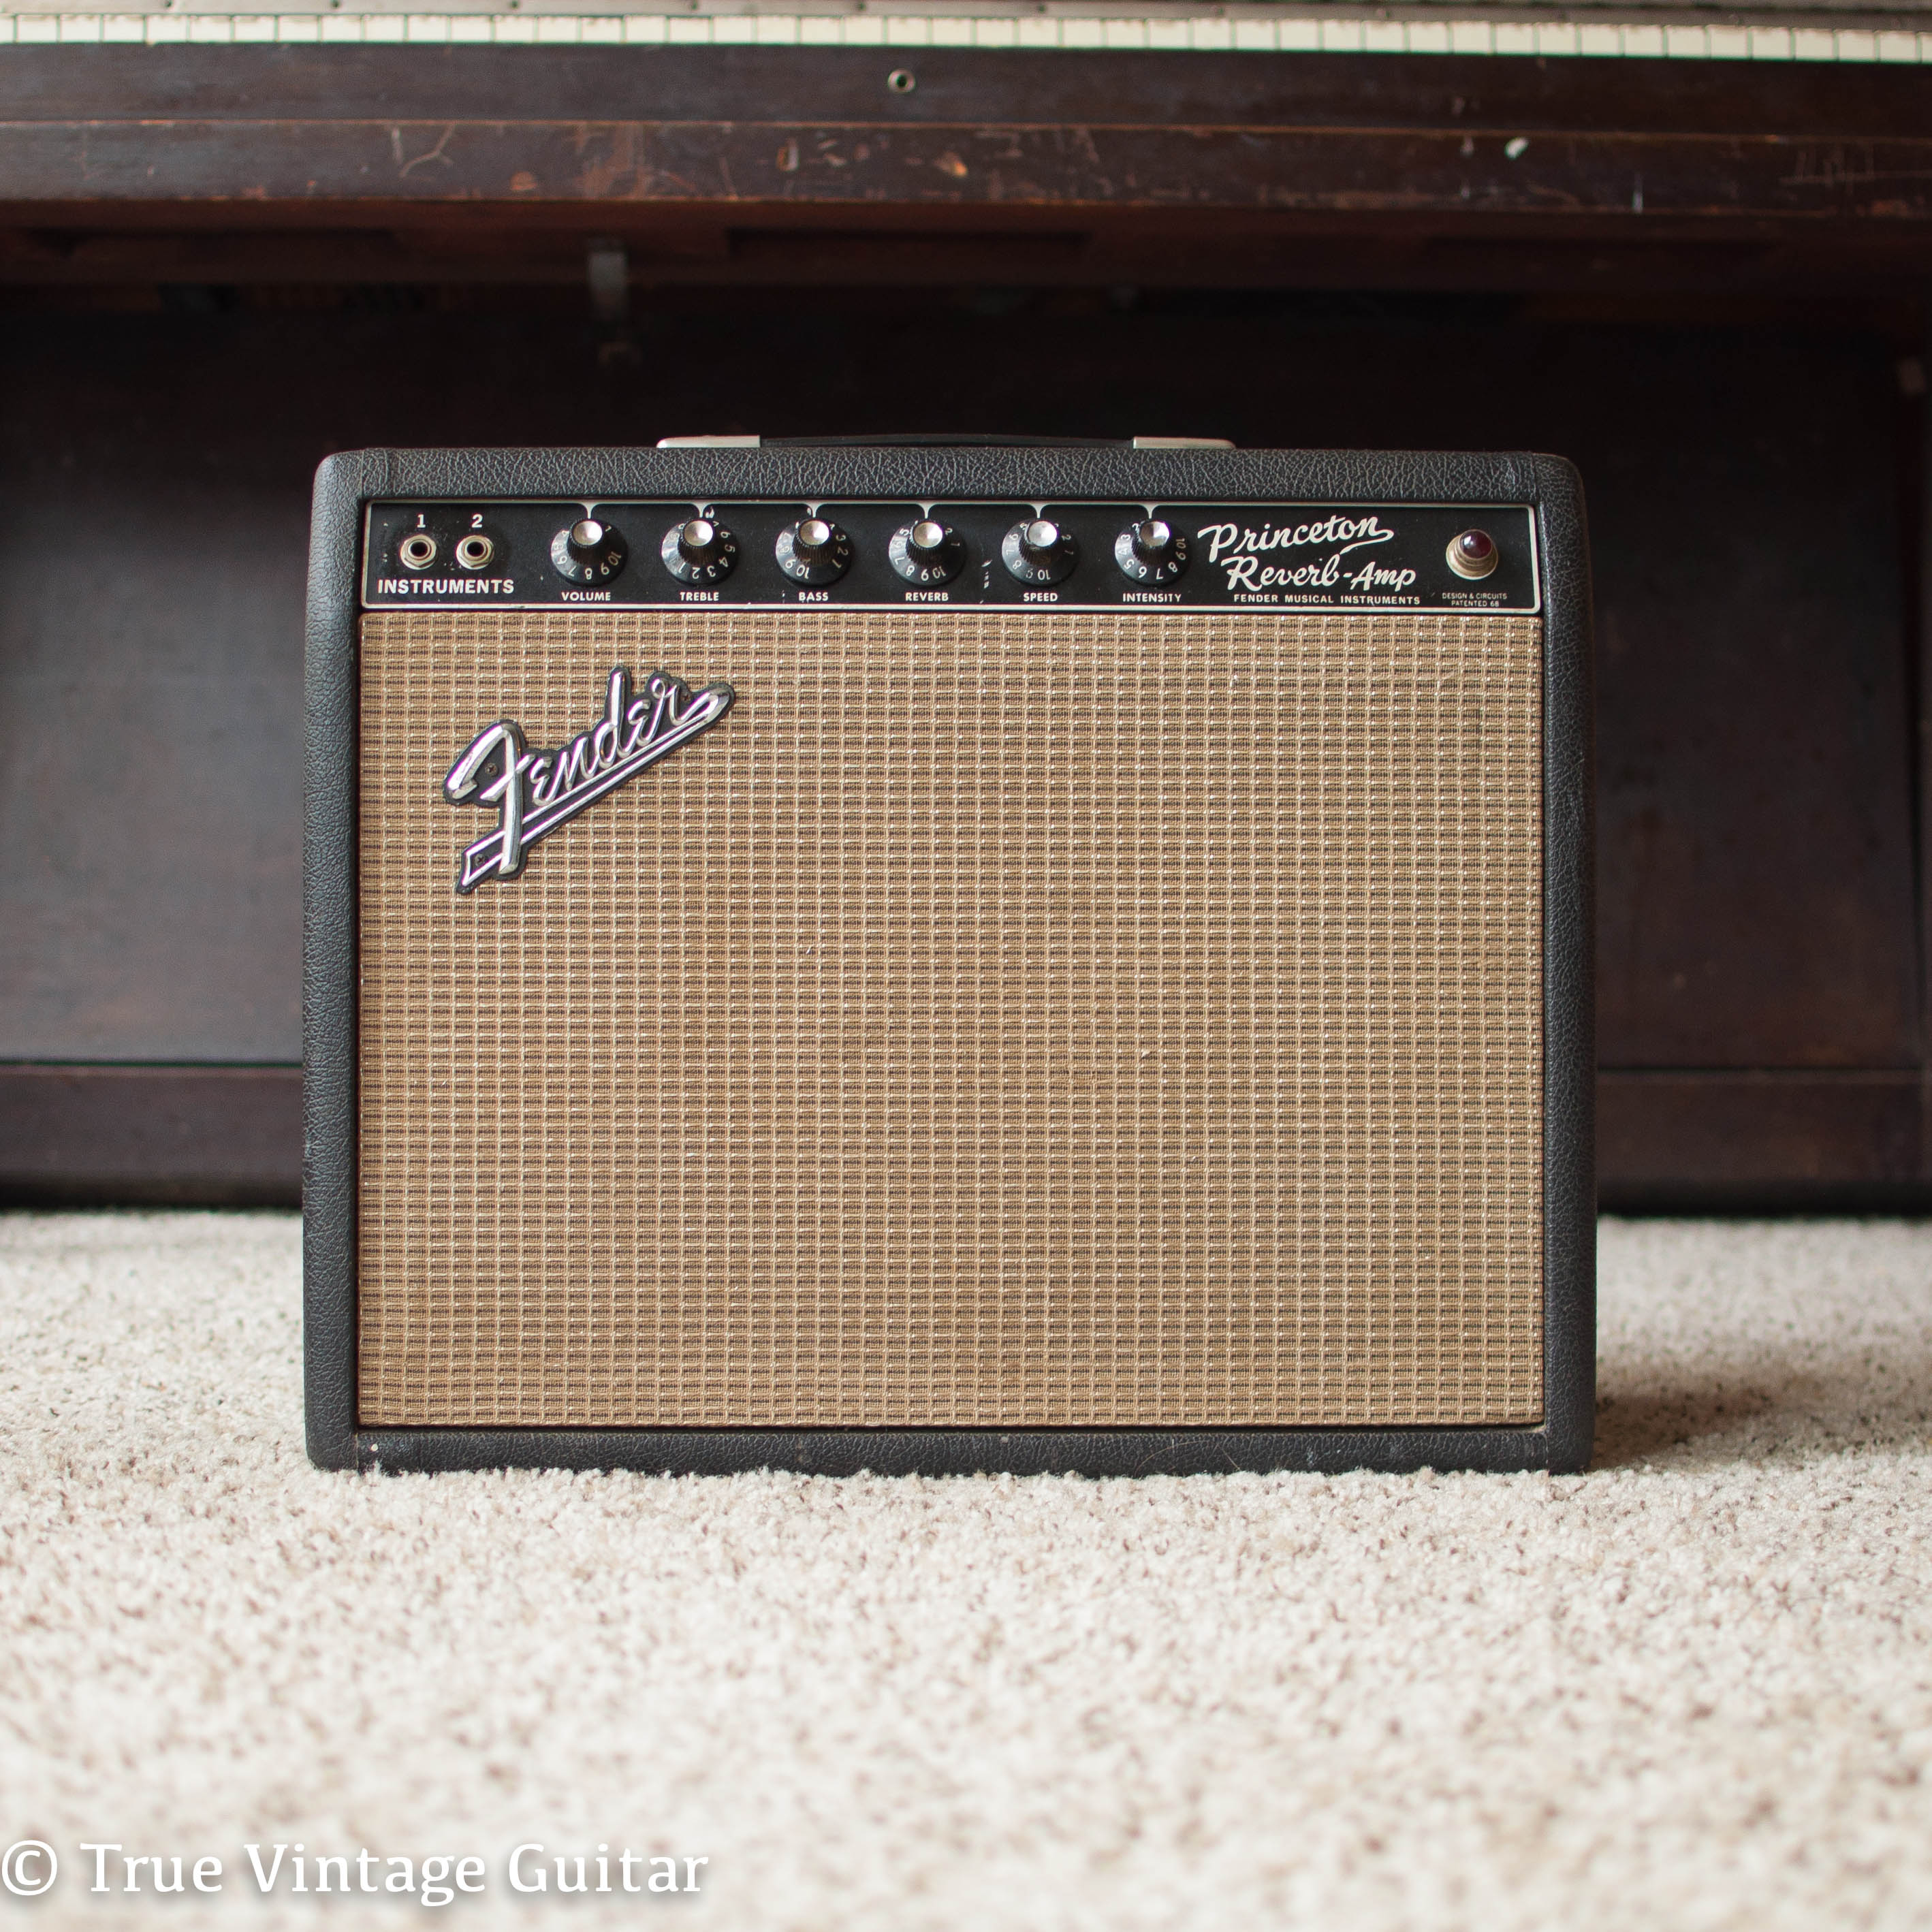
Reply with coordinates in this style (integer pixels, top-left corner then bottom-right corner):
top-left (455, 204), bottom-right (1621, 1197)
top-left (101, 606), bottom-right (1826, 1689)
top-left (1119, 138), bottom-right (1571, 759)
top-left (304, 442), bottom-right (1596, 1476)
top-left (302, 450), bottom-right (368, 1470)
top-left (351, 1425), bottom-right (1553, 1478)
top-left (1533, 454), bottom-right (1598, 1476)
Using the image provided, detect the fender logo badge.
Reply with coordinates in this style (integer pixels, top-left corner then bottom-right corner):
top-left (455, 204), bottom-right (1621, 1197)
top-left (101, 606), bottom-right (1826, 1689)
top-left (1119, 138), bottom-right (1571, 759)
top-left (443, 665), bottom-right (734, 893)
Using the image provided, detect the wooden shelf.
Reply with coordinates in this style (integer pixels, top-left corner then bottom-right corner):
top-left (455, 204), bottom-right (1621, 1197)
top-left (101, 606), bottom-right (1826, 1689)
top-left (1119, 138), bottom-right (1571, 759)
top-left (0, 46), bottom-right (1927, 293)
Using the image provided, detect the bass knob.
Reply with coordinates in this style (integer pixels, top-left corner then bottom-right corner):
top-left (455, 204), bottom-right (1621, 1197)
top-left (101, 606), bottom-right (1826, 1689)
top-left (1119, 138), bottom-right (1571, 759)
top-left (776, 516), bottom-right (853, 587)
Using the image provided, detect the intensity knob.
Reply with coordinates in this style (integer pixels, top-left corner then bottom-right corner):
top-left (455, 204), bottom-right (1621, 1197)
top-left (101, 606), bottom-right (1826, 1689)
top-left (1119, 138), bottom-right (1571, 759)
top-left (1002, 517), bottom-right (1078, 587)
top-left (1113, 518), bottom-right (1190, 585)
top-left (550, 516), bottom-right (629, 585)
top-left (889, 517), bottom-right (966, 587)
top-left (661, 515), bottom-right (740, 585)
top-left (776, 516), bottom-right (853, 587)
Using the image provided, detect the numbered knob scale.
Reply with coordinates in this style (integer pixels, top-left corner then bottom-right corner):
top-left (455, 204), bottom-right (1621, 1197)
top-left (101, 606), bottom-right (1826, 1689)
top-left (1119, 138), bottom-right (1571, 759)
top-left (889, 518), bottom-right (966, 587)
top-left (662, 516), bottom-right (740, 585)
top-left (1002, 518), bottom-right (1078, 587)
top-left (551, 517), bottom-right (628, 586)
top-left (1114, 518), bottom-right (1190, 585)
top-left (776, 516), bottom-right (853, 587)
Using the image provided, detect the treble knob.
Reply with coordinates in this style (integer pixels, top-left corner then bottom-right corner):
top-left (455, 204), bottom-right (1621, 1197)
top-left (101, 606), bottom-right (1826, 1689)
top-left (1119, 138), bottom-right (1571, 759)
top-left (776, 516), bottom-right (853, 587)
top-left (661, 515), bottom-right (740, 585)
top-left (550, 516), bottom-right (628, 585)
top-left (1002, 517), bottom-right (1078, 587)
top-left (889, 517), bottom-right (966, 587)
top-left (1114, 517), bottom-right (1190, 585)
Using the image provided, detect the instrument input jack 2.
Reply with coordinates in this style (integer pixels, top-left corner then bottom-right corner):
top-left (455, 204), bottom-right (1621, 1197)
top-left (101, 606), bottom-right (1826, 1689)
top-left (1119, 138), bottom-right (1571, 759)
top-left (454, 533), bottom-right (496, 571)
top-left (398, 533), bottom-right (438, 571)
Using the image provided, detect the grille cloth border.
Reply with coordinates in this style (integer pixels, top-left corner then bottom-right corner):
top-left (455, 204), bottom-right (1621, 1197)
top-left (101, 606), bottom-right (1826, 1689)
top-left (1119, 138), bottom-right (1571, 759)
top-left (357, 608), bottom-right (1544, 1428)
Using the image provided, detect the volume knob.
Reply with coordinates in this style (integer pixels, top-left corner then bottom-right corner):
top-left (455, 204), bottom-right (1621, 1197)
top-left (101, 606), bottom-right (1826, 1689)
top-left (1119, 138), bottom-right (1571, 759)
top-left (661, 515), bottom-right (739, 585)
top-left (889, 517), bottom-right (966, 586)
top-left (1002, 517), bottom-right (1077, 587)
top-left (776, 516), bottom-right (853, 587)
top-left (550, 516), bottom-right (629, 585)
top-left (1113, 518), bottom-right (1189, 585)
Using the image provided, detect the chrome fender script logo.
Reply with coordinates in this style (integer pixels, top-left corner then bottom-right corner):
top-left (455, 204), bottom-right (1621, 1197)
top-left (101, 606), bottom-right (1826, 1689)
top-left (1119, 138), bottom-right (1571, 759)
top-left (443, 665), bottom-right (734, 893)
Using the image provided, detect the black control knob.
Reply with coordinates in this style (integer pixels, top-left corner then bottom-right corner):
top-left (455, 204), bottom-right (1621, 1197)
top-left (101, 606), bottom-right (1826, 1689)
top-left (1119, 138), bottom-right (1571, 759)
top-left (550, 516), bottom-right (628, 586)
top-left (776, 516), bottom-right (853, 587)
top-left (889, 517), bottom-right (966, 587)
top-left (661, 515), bottom-right (740, 585)
top-left (1113, 518), bottom-right (1190, 585)
top-left (1002, 518), bottom-right (1078, 587)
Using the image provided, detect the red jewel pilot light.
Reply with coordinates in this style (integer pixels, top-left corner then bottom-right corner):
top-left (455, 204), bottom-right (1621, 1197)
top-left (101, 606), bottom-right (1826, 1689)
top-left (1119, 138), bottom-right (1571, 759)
top-left (1447, 527), bottom-right (1500, 580)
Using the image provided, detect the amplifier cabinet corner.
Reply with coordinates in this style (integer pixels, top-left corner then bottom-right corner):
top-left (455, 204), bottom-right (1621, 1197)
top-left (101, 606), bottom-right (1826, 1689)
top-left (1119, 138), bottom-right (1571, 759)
top-left (303, 444), bottom-right (1594, 1476)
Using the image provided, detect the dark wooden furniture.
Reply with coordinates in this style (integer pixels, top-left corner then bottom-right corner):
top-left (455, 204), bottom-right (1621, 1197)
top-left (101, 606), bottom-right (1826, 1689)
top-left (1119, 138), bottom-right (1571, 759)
top-left (2, 16), bottom-right (1929, 1207)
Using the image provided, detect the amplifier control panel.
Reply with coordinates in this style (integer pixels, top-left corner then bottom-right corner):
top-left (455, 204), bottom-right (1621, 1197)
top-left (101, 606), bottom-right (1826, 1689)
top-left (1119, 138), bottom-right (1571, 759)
top-left (362, 501), bottom-right (1540, 615)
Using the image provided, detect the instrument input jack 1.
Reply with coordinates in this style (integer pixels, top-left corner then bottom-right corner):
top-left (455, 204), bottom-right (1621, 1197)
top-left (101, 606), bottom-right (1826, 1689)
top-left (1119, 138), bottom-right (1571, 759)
top-left (454, 533), bottom-right (495, 571)
top-left (398, 533), bottom-right (438, 570)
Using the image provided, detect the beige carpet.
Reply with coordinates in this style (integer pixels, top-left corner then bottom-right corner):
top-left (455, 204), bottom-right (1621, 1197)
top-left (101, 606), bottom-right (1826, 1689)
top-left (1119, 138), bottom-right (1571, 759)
top-left (1, 1212), bottom-right (1929, 1929)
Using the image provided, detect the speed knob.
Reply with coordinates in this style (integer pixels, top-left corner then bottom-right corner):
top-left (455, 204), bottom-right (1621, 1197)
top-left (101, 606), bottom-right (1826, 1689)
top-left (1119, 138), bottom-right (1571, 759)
top-left (550, 516), bottom-right (628, 586)
top-left (1114, 518), bottom-right (1190, 585)
top-left (776, 516), bottom-right (853, 587)
top-left (661, 516), bottom-right (740, 585)
top-left (889, 517), bottom-right (966, 587)
top-left (1002, 518), bottom-right (1077, 587)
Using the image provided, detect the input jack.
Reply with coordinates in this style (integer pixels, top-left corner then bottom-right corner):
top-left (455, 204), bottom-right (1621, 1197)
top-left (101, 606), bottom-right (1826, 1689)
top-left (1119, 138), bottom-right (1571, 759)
top-left (454, 533), bottom-right (495, 571)
top-left (398, 532), bottom-right (438, 571)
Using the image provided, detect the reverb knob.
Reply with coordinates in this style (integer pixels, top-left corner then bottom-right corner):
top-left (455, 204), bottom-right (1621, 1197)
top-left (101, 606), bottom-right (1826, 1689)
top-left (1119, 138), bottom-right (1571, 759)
top-left (889, 517), bottom-right (966, 587)
top-left (776, 516), bottom-right (853, 587)
top-left (661, 515), bottom-right (740, 586)
top-left (1114, 518), bottom-right (1190, 585)
top-left (1002, 517), bottom-right (1077, 587)
top-left (550, 516), bottom-right (628, 585)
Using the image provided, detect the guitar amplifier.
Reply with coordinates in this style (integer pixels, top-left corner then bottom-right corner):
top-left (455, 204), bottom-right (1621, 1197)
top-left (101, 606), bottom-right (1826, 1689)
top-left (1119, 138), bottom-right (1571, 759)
top-left (304, 441), bottom-right (1594, 1476)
